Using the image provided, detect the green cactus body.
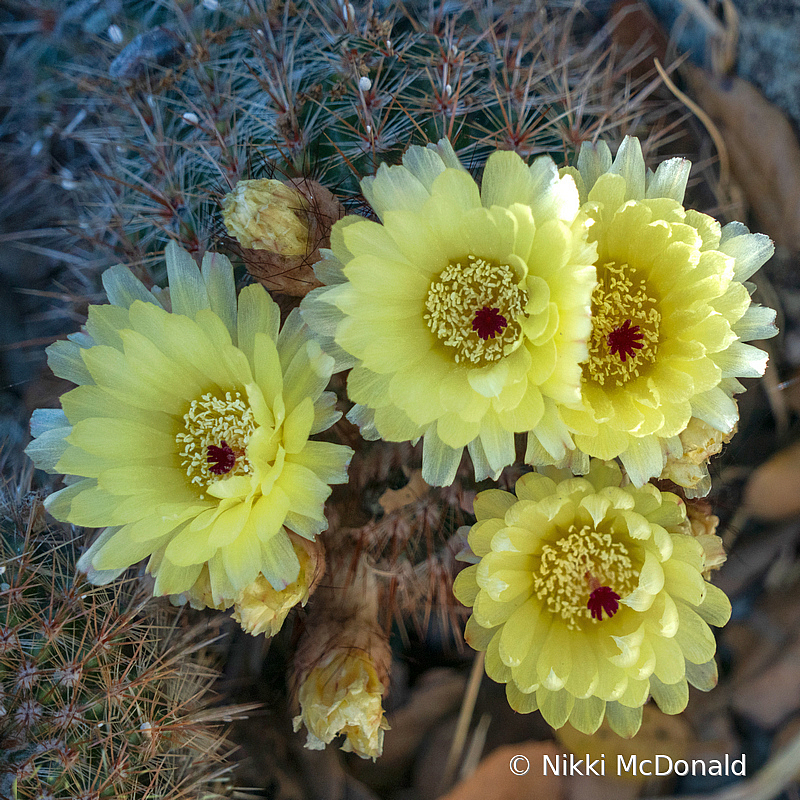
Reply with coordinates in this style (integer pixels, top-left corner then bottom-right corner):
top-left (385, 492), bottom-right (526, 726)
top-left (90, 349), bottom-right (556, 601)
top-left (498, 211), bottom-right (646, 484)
top-left (0, 492), bottom-right (235, 800)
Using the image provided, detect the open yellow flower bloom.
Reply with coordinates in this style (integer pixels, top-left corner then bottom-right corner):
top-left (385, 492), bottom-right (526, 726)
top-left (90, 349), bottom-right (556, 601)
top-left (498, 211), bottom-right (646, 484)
top-left (454, 460), bottom-right (730, 737)
top-left (26, 243), bottom-right (352, 604)
top-left (532, 136), bottom-right (777, 490)
top-left (293, 650), bottom-right (390, 759)
top-left (301, 139), bottom-right (597, 485)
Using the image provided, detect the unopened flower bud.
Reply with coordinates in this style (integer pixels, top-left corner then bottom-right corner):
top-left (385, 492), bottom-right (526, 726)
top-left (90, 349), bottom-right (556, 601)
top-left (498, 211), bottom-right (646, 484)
top-left (685, 498), bottom-right (726, 576)
top-left (222, 178), bottom-right (311, 255)
top-left (292, 560), bottom-right (390, 759)
top-left (222, 177), bottom-right (345, 296)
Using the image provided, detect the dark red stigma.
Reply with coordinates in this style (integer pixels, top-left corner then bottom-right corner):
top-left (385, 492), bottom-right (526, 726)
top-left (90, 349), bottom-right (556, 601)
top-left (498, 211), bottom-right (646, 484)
top-left (207, 440), bottom-right (237, 475)
top-left (587, 586), bottom-right (621, 621)
top-left (472, 306), bottom-right (508, 340)
top-left (606, 319), bottom-right (644, 362)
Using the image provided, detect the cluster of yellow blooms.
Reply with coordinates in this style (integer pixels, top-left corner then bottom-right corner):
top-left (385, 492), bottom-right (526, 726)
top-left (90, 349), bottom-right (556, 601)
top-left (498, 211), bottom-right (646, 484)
top-left (26, 137), bottom-right (775, 753)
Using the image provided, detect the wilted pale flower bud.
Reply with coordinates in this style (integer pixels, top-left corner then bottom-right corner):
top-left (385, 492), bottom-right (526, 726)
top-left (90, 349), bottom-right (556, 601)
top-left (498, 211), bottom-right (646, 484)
top-left (181, 536), bottom-right (324, 637)
top-left (662, 414), bottom-right (736, 498)
top-left (292, 558), bottom-right (390, 759)
top-left (222, 178), bottom-right (310, 255)
top-left (232, 537), bottom-right (324, 636)
top-left (685, 498), bottom-right (726, 576)
top-left (293, 649), bottom-right (390, 760)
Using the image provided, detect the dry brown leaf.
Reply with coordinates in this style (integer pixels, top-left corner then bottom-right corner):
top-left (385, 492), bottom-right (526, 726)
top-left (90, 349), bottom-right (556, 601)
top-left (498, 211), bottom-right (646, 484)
top-left (611, 0), bottom-right (670, 80)
top-left (742, 439), bottom-right (800, 520)
top-left (685, 66), bottom-right (800, 251)
top-left (234, 177), bottom-right (345, 296)
top-left (733, 636), bottom-right (800, 728)
top-left (564, 773), bottom-right (640, 800)
top-left (440, 741), bottom-right (565, 800)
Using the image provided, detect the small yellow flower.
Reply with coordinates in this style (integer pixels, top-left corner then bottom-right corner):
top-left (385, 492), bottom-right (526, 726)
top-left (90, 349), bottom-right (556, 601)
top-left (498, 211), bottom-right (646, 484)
top-left (454, 460), bottom-right (730, 737)
top-left (532, 137), bottom-right (777, 489)
top-left (26, 243), bottom-right (352, 604)
top-left (301, 139), bottom-right (597, 486)
top-left (293, 650), bottom-right (390, 759)
top-left (182, 535), bottom-right (324, 637)
top-left (222, 178), bottom-right (310, 254)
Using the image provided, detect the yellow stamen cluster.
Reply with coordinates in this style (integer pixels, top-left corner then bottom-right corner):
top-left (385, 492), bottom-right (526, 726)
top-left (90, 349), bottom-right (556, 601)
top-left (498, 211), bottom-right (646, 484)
top-left (532, 525), bottom-right (638, 630)
top-left (176, 391), bottom-right (256, 494)
top-left (424, 255), bottom-right (527, 366)
top-left (586, 262), bottom-right (661, 387)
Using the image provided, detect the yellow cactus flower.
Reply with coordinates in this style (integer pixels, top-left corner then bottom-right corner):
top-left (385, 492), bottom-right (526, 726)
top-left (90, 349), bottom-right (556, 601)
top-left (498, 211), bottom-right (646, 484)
top-left (26, 243), bottom-right (352, 604)
top-left (301, 139), bottom-right (598, 486)
top-left (222, 178), bottom-right (311, 254)
top-left (182, 535), bottom-right (324, 637)
top-left (293, 650), bottom-right (390, 760)
top-left (454, 460), bottom-right (730, 737)
top-left (531, 136), bottom-right (777, 490)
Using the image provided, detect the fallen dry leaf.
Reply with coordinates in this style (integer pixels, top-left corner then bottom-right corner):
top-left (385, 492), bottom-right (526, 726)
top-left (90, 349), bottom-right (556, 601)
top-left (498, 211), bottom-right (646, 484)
top-left (440, 741), bottom-right (565, 800)
top-left (610, 0), bottom-right (670, 81)
top-left (742, 439), bottom-right (800, 520)
top-left (685, 66), bottom-right (800, 251)
top-left (733, 635), bottom-right (800, 728)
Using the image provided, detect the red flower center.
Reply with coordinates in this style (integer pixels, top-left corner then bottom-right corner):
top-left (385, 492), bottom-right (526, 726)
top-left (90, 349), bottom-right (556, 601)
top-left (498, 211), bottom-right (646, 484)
top-left (207, 440), bottom-right (237, 475)
top-left (587, 585), bottom-right (621, 621)
top-left (606, 318), bottom-right (644, 362)
top-left (472, 306), bottom-right (508, 340)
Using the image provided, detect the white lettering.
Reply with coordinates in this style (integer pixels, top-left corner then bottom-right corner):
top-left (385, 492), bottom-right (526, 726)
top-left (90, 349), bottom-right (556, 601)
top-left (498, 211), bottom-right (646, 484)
top-left (586, 755), bottom-right (601, 776)
top-left (542, 754), bottom-right (559, 776)
top-left (656, 755), bottom-right (672, 775)
top-left (618, 754), bottom-right (637, 775)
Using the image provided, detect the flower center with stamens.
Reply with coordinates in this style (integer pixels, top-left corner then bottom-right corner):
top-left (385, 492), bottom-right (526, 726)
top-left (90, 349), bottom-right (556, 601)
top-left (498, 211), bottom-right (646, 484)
top-left (585, 262), bottom-right (661, 387)
top-left (176, 391), bottom-right (256, 496)
top-left (532, 525), bottom-right (638, 630)
top-left (424, 255), bottom-right (528, 366)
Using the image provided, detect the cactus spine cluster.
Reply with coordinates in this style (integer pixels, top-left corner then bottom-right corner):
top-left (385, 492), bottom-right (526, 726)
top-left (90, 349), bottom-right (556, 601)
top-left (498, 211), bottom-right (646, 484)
top-left (0, 488), bottom-right (237, 800)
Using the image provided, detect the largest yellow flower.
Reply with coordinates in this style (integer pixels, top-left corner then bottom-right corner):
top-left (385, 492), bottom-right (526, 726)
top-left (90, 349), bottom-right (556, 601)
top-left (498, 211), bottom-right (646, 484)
top-left (529, 137), bottom-right (777, 489)
top-left (25, 243), bottom-right (352, 603)
top-left (301, 140), bottom-right (598, 486)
